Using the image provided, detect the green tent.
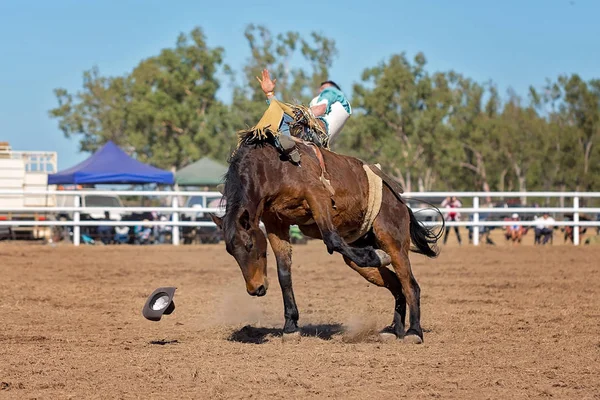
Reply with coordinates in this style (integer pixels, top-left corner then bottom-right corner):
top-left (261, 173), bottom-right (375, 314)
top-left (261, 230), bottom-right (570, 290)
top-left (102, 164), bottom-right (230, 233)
top-left (175, 157), bottom-right (228, 186)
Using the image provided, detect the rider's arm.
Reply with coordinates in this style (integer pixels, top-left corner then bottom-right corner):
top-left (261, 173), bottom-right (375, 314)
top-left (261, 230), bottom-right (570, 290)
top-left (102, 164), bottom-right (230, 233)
top-left (266, 93), bottom-right (325, 117)
top-left (310, 87), bottom-right (348, 118)
top-left (310, 103), bottom-right (327, 117)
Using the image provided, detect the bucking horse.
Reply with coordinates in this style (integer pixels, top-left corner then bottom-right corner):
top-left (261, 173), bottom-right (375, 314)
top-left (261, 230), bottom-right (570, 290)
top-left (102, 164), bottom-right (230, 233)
top-left (211, 100), bottom-right (443, 344)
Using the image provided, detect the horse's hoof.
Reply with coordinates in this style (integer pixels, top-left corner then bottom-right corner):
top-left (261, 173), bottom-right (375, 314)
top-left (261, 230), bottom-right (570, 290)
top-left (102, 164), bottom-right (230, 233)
top-left (378, 332), bottom-right (397, 342)
top-left (378, 325), bottom-right (401, 342)
top-left (403, 334), bottom-right (423, 345)
top-left (374, 249), bottom-right (392, 267)
top-left (282, 331), bottom-right (301, 343)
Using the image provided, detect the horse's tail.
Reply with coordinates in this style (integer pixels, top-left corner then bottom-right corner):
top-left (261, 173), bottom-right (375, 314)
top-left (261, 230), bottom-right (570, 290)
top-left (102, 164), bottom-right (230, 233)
top-left (407, 205), bottom-right (443, 258)
top-left (367, 164), bottom-right (443, 258)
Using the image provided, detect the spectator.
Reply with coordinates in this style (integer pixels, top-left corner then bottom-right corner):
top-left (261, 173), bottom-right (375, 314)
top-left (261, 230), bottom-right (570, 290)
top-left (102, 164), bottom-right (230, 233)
top-left (114, 226), bottom-right (129, 244)
top-left (97, 211), bottom-right (113, 245)
top-left (505, 213), bottom-right (527, 244)
top-left (534, 212), bottom-right (554, 245)
top-left (157, 215), bottom-right (171, 244)
top-left (562, 215), bottom-right (589, 244)
top-left (134, 220), bottom-right (153, 245)
top-left (441, 196), bottom-right (462, 245)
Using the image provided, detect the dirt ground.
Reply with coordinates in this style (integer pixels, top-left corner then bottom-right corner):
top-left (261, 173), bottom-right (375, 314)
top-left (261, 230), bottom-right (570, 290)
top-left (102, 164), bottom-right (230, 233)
top-left (1, 240), bottom-right (599, 399)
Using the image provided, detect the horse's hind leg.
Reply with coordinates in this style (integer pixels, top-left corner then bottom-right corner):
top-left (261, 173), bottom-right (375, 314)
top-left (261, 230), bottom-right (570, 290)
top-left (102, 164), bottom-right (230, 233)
top-left (342, 256), bottom-right (406, 340)
top-left (373, 206), bottom-right (424, 344)
top-left (305, 192), bottom-right (390, 268)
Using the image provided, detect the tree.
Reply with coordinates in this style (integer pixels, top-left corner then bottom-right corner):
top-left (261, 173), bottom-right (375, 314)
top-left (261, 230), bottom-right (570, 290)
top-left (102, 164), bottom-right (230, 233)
top-left (340, 53), bottom-right (458, 192)
top-left (50, 68), bottom-right (131, 153)
top-left (49, 25), bottom-right (598, 194)
top-left (448, 78), bottom-right (502, 196)
top-left (50, 27), bottom-right (230, 170)
top-left (498, 94), bottom-right (547, 204)
top-left (531, 74), bottom-right (600, 193)
top-left (553, 75), bottom-right (599, 191)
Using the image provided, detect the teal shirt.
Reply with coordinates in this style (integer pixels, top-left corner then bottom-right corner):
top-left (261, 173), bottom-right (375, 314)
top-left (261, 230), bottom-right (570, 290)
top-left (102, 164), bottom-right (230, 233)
top-left (310, 87), bottom-right (352, 115)
top-left (266, 87), bottom-right (352, 134)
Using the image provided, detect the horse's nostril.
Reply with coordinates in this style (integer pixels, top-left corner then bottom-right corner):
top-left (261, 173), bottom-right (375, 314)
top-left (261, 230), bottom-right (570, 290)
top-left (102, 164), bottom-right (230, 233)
top-left (255, 285), bottom-right (266, 297)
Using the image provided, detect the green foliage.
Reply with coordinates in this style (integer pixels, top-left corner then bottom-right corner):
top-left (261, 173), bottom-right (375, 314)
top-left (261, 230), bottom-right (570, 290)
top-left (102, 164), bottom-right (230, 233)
top-left (50, 25), bottom-right (599, 193)
top-left (50, 27), bottom-right (232, 170)
top-left (340, 54), bottom-right (599, 194)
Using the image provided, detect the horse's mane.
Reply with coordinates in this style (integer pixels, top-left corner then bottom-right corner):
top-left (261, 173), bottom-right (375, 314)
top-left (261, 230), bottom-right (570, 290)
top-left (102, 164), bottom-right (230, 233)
top-left (221, 144), bottom-right (250, 245)
top-left (220, 106), bottom-right (325, 243)
top-left (221, 139), bottom-right (271, 244)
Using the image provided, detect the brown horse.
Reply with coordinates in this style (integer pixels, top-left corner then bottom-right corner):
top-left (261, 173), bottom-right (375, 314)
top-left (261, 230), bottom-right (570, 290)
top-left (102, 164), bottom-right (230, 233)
top-left (211, 137), bottom-right (442, 343)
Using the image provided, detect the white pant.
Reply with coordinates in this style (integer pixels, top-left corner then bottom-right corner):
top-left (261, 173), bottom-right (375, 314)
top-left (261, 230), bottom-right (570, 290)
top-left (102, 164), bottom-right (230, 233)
top-left (324, 102), bottom-right (351, 142)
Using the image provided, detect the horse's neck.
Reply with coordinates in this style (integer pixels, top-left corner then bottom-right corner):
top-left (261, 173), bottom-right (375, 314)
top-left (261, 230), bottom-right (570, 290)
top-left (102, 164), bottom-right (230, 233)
top-left (239, 155), bottom-right (268, 222)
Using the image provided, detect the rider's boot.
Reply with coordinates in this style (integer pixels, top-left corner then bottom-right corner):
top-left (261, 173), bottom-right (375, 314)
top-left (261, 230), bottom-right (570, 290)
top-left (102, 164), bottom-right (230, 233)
top-left (278, 135), bottom-right (301, 164)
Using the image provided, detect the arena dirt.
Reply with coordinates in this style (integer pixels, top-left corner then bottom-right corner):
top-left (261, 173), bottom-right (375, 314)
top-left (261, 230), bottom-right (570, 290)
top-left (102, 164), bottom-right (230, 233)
top-left (1, 240), bottom-right (599, 399)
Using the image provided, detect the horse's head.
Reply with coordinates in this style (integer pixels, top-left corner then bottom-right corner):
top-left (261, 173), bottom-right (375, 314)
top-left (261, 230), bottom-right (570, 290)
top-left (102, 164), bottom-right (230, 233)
top-left (211, 210), bottom-right (269, 296)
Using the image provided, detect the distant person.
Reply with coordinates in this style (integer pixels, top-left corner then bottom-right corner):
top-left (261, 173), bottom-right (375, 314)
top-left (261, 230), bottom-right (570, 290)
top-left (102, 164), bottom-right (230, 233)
top-left (441, 196), bottom-right (462, 245)
top-left (135, 220), bottom-right (153, 245)
top-left (97, 211), bottom-right (113, 245)
top-left (562, 215), bottom-right (588, 244)
top-left (157, 215), bottom-right (171, 244)
top-left (505, 213), bottom-right (527, 244)
top-left (534, 212), bottom-right (554, 245)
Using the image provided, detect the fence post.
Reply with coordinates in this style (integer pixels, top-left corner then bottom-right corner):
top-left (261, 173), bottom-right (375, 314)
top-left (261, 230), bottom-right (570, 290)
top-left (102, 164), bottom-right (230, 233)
top-left (473, 196), bottom-right (480, 246)
top-left (172, 196), bottom-right (180, 246)
top-left (73, 195), bottom-right (81, 247)
top-left (573, 196), bottom-right (580, 246)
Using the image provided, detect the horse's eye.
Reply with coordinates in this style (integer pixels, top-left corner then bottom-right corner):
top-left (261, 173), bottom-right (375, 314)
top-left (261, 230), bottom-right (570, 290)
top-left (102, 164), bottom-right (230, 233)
top-left (245, 241), bottom-right (253, 252)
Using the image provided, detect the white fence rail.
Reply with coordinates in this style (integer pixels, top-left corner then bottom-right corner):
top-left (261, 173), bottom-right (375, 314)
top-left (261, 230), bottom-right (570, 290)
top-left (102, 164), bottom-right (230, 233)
top-left (0, 190), bottom-right (599, 246)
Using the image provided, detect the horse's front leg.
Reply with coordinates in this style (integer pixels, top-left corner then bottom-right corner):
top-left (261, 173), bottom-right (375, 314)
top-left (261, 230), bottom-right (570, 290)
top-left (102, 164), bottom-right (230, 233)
top-left (264, 219), bottom-right (299, 337)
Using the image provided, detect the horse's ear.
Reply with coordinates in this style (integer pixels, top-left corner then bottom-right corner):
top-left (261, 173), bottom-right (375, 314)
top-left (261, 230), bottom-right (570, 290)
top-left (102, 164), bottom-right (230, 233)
top-left (209, 213), bottom-right (223, 229)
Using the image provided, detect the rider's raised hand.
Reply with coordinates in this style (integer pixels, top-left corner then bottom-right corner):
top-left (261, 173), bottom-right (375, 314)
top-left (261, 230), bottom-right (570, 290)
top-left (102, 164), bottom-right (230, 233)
top-left (256, 69), bottom-right (276, 96)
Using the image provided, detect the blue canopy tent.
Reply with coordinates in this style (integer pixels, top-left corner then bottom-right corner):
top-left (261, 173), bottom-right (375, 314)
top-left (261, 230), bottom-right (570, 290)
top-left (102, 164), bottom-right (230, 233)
top-left (48, 141), bottom-right (174, 185)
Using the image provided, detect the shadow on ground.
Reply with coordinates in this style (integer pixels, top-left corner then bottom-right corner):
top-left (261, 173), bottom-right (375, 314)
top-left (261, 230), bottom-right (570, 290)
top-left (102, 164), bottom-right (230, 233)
top-left (149, 339), bottom-right (179, 345)
top-left (228, 324), bottom-right (344, 344)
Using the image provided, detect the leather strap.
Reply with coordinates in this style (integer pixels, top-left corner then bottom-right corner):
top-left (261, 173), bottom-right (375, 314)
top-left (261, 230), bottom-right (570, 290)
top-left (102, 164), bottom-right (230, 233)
top-left (307, 143), bottom-right (335, 197)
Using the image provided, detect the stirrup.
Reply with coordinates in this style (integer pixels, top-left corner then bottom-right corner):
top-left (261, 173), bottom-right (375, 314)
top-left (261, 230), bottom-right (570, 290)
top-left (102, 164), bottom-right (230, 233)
top-left (275, 135), bottom-right (301, 164)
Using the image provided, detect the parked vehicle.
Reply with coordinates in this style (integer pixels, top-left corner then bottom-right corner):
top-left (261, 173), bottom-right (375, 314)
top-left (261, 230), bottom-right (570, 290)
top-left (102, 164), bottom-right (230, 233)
top-left (181, 195), bottom-right (224, 244)
top-left (55, 192), bottom-right (125, 221)
top-left (0, 142), bottom-right (58, 240)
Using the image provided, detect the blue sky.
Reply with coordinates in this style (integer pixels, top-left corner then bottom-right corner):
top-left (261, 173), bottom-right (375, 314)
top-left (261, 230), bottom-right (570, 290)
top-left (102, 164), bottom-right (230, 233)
top-left (1, 0), bottom-right (598, 169)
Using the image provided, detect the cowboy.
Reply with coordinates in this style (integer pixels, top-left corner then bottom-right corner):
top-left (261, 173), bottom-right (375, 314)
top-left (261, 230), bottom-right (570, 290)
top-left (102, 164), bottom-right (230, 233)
top-left (257, 69), bottom-right (352, 145)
